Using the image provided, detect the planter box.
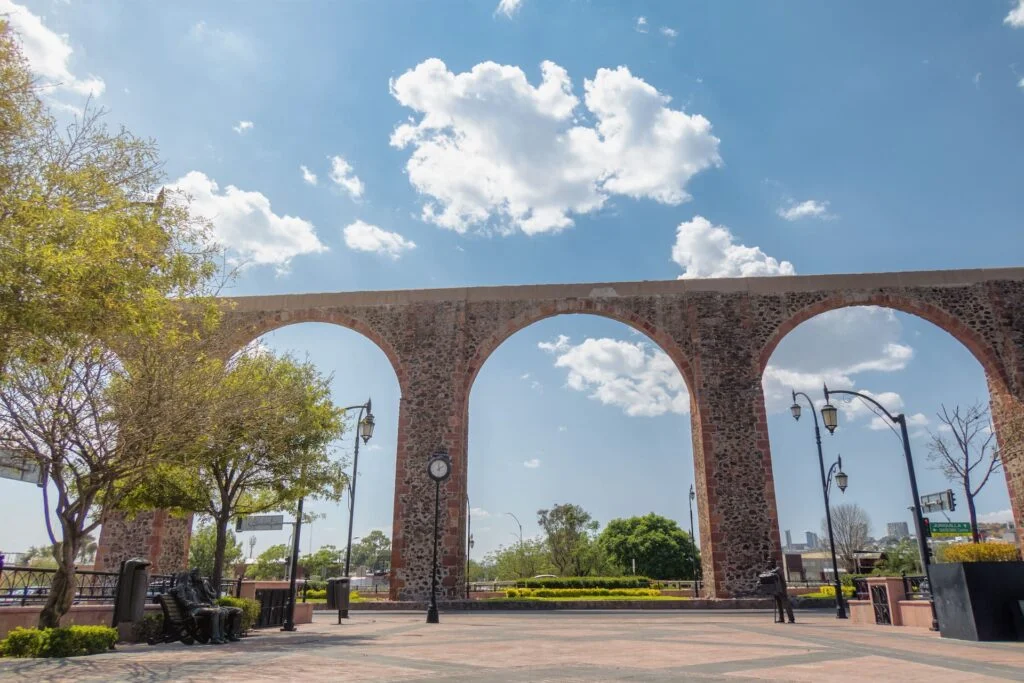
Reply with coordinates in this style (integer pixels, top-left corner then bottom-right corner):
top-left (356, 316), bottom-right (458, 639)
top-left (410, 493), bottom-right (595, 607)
top-left (931, 562), bottom-right (1024, 641)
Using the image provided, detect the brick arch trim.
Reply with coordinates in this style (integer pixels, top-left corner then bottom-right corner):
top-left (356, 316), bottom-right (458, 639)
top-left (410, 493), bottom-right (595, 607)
top-left (758, 294), bottom-right (1011, 392)
top-left (461, 302), bottom-right (697, 402)
top-left (223, 309), bottom-right (407, 389)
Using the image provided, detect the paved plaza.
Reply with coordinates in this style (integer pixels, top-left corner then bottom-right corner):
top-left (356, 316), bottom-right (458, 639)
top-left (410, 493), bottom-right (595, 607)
top-left (1, 610), bottom-right (1023, 681)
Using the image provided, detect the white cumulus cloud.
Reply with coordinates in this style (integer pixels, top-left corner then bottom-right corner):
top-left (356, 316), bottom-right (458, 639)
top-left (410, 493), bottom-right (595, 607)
top-left (777, 199), bottom-right (833, 221)
top-left (660, 27), bottom-right (679, 38)
top-left (169, 171), bottom-right (326, 273)
top-left (539, 335), bottom-right (689, 417)
top-left (343, 220), bottom-right (416, 259)
top-left (672, 216), bottom-right (796, 279)
top-left (1005, 0), bottom-right (1024, 28)
top-left (635, 16), bottom-right (649, 33)
top-left (329, 155), bottom-right (365, 199)
top-left (389, 59), bottom-right (721, 235)
top-left (233, 120), bottom-right (253, 134)
top-left (523, 458), bottom-right (541, 468)
top-left (495, 0), bottom-right (523, 17)
top-left (300, 165), bottom-right (318, 186)
top-left (0, 0), bottom-right (104, 96)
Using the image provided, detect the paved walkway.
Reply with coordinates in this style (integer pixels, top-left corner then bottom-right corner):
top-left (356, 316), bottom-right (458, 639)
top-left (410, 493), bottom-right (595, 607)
top-left (2, 610), bottom-right (1023, 681)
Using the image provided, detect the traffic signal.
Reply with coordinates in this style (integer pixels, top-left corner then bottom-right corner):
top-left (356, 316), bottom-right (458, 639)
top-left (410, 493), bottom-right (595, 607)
top-left (922, 517), bottom-right (931, 538)
top-left (946, 489), bottom-right (956, 512)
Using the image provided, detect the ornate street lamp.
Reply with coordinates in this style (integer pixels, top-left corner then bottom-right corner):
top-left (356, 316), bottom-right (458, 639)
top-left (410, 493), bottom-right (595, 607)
top-left (791, 390), bottom-right (848, 619)
top-left (820, 383), bottom-right (939, 631)
top-left (341, 398), bottom-right (374, 619)
top-left (426, 448), bottom-right (452, 624)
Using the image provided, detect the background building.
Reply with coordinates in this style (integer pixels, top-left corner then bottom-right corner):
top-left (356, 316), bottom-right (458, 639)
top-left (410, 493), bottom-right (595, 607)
top-left (887, 522), bottom-right (910, 539)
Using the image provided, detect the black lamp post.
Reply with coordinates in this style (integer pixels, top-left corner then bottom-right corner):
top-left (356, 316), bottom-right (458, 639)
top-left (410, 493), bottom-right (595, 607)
top-left (466, 499), bottom-right (474, 599)
top-left (426, 448), bottom-right (452, 624)
top-left (819, 383), bottom-right (939, 632)
top-left (688, 484), bottom-right (698, 598)
top-left (341, 399), bottom-right (374, 618)
top-left (281, 497), bottom-right (304, 632)
top-left (791, 390), bottom-right (849, 619)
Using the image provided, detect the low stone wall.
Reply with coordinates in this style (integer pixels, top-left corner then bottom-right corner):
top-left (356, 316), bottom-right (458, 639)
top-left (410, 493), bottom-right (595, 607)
top-left (848, 598), bottom-right (934, 629)
top-left (0, 604), bottom-right (162, 640)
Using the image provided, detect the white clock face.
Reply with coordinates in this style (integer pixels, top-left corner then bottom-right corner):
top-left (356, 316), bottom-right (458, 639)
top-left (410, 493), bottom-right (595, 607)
top-left (429, 457), bottom-right (449, 480)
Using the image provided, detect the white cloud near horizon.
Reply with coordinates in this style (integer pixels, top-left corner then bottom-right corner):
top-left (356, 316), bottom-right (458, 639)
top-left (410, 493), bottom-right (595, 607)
top-left (0, 0), bottom-right (104, 96)
top-left (390, 59), bottom-right (721, 235)
top-left (342, 220), bottom-right (416, 258)
top-left (329, 155), bottom-right (365, 199)
top-left (169, 171), bottom-right (326, 273)
top-left (978, 509), bottom-right (1014, 523)
top-left (672, 216), bottom-right (796, 279)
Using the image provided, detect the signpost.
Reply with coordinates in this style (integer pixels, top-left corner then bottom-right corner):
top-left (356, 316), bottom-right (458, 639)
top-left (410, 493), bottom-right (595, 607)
top-left (0, 450), bottom-right (44, 487)
top-left (920, 489), bottom-right (956, 514)
top-left (927, 522), bottom-right (972, 538)
top-left (236, 515), bottom-right (285, 532)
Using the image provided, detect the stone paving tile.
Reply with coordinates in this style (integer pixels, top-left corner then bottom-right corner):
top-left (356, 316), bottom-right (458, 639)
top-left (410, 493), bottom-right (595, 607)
top-left (725, 654), bottom-right (1010, 682)
top-left (0, 610), bottom-right (1022, 682)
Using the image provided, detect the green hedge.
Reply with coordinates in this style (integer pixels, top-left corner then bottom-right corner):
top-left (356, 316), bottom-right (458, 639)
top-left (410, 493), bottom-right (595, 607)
top-left (217, 597), bottom-right (261, 633)
top-left (514, 577), bottom-right (651, 589)
top-left (0, 626), bottom-right (117, 658)
top-left (506, 587), bottom-right (661, 598)
top-left (304, 588), bottom-right (327, 600)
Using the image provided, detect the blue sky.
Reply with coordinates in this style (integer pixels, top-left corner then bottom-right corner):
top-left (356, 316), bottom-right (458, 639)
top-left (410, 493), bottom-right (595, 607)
top-left (0, 0), bottom-right (1022, 563)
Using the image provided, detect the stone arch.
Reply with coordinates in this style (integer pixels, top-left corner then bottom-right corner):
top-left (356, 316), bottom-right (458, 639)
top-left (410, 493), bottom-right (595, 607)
top-left (463, 301), bottom-right (697, 401)
top-left (222, 308), bottom-right (408, 391)
top-left (758, 294), bottom-right (1011, 394)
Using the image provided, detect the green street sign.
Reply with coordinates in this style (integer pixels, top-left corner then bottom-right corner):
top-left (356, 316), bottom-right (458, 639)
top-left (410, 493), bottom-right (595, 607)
top-left (930, 522), bottom-right (971, 538)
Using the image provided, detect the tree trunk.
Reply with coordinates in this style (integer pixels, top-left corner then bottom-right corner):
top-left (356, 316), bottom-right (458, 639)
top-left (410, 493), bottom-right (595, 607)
top-left (212, 514), bottom-right (229, 596)
top-left (967, 492), bottom-right (980, 544)
top-left (38, 535), bottom-right (78, 628)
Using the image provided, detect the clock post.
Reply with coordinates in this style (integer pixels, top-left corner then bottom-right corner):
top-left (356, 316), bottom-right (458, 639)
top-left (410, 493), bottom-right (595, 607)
top-left (426, 448), bottom-right (452, 624)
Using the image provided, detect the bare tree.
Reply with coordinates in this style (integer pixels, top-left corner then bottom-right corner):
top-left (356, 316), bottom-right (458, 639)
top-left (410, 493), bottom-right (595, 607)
top-left (927, 402), bottom-right (999, 543)
top-left (823, 503), bottom-right (871, 573)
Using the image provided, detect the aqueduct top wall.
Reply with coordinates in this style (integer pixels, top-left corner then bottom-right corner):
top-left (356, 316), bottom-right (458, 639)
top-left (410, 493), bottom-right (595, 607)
top-left (98, 268), bottom-right (1024, 600)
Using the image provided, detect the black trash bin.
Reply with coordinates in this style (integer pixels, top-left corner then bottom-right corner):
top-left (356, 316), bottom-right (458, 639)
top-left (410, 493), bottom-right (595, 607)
top-left (113, 558), bottom-right (152, 627)
top-left (326, 577), bottom-right (351, 621)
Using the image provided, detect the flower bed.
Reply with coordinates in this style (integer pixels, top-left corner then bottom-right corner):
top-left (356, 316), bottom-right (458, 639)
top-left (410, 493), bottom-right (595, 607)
top-left (505, 587), bottom-right (661, 599)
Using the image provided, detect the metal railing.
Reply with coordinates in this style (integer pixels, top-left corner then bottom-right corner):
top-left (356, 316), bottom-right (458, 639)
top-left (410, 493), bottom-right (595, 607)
top-left (0, 566), bottom-right (238, 607)
top-left (901, 574), bottom-right (930, 600)
top-left (0, 566), bottom-right (120, 607)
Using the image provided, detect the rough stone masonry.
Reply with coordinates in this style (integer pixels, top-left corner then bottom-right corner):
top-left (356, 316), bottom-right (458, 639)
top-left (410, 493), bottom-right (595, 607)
top-left (96, 268), bottom-right (1024, 601)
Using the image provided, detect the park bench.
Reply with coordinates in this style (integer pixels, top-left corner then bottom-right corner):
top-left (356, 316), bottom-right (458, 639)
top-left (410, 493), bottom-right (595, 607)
top-left (148, 592), bottom-right (212, 645)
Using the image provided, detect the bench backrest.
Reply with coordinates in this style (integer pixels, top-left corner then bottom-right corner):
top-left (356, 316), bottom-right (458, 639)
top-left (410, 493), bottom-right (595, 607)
top-left (158, 593), bottom-right (187, 624)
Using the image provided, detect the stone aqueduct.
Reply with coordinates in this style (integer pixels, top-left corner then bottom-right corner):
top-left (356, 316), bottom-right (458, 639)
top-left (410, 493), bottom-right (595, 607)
top-left (95, 268), bottom-right (1024, 600)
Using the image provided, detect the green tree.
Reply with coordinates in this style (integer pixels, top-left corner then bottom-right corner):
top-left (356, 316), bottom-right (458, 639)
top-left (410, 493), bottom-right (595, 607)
top-left (301, 544), bottom-right (342, 580)
top-left (873, 538), bottom-right (922, 576)
top-left (484, 538), bottom-right (556, 580)
top-left (350, 530), bottom-right (391, 572)
top-left (0, 22), bottom-right (220, 370)
top-left (466, 558), bottom-right (494, 582)
top-left (537, 504), bottom-right (599, 577)
top-left (125, 349), bottom-right (347, 591)
top-left (0, 20), bottom-right (222, 628)
top-left (190, 523), bottom-right (243, 580)
top-left (249, 544), bottom-right (290, 580)
top-left (599, 513), bottom-right (699, 580)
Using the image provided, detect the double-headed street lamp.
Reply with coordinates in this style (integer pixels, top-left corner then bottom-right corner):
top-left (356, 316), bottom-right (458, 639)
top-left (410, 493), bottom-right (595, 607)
top-left (791, 390), bottom-right (849, 619)
top-left (341, 399), bottom-right (375, 619)
top-left (818, 384), bottom-right (939, 632)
